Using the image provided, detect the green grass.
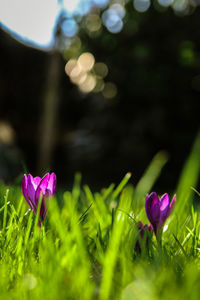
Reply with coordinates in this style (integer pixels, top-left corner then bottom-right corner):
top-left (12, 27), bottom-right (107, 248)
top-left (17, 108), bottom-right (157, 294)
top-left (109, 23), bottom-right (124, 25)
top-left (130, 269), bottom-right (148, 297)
top-left (0, 134), bottom-right (200, 300)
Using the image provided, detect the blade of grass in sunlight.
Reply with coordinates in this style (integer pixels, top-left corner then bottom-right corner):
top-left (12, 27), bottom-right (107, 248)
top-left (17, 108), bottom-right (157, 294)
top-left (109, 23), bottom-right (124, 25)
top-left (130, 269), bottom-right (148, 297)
top-left (132, 151), bottom-right (168, 218)
top-left (111, 172), bottom-right (132, 201)
top-left (100, 186), bottom-right (132, 300)
top-left (3, 189), bottom-right (9, 232)
top-left (175, 132), bottom-right (200, 224)
top-left (63, 191), bottom-right (94, 300)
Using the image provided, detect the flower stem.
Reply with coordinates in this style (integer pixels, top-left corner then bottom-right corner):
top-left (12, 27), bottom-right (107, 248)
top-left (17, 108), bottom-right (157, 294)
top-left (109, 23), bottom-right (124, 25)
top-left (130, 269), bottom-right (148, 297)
top-left (156, 227), bottom-right (163, 250)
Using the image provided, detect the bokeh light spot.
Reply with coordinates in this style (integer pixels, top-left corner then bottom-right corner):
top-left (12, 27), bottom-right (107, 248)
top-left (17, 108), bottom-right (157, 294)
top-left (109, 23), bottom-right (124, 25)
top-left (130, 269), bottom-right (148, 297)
top-left (110, 3), bottom-right (126, 18)
top-left (158, 0), bottom-right (174, 6)
top-left (102, 82), bottom-right (117, 98)
top-left (77, 0), bottom-right (92, 15)
top-left (23, 274), bottom-right (37, 290)
top-left (93, 78), bottom-right (105, 92)
top-left (65, 59), bottom-right (77, 76)
top-left (94, 62), bottom-right (108, 78)
top-left (172, 0), bottom-right (187, 12)
top-left (0, 121), bottom-right (15, 145)
top-left (79, 74), bottom-right (96, 93)
top-left (63, 37), bottom-right (82, 60)
top-left (102, 9), bottom-right (123, 33)
top-left (93, 0), bottom-right (109, 8)
top-left (78, 52), bottom-right (95, 71)
top-left (70, 64), bottom-right (82, 78)
top-left (85, 14), bottom-right (102, 32)
top-left (133, 0), bottom-right (151, 12)
top-left (71, 72), bottom-right (87, 85)
top-left (61, 19), bottom-right (78, 37)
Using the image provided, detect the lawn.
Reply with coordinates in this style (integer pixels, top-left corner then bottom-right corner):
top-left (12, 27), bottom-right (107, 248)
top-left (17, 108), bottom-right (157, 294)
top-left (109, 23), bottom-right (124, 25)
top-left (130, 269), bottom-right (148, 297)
top-left (0, 134), bottom-right (200, 300)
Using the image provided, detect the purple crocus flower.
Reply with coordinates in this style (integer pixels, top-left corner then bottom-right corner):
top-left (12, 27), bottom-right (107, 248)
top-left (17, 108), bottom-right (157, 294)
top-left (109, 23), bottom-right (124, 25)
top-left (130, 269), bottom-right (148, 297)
top-left (21, 173), bottom-right (56, 225)
top-left (135, 221), bottom-right (153, 252)
top-left (145, 192), bottom-right (176, 234)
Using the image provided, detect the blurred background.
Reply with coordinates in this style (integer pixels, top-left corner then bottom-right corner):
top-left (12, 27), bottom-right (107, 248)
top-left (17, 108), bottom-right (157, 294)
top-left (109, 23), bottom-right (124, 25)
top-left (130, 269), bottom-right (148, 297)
top-left (0, 0), bottom-right (200, 189)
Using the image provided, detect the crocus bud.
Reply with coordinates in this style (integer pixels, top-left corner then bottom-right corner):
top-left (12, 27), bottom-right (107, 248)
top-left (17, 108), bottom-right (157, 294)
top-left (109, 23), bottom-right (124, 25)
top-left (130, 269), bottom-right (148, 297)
top-left (135, 221), bottom-right (153, 253)
top-left (145, 192), bottom-right (176, 235)
top-left (21, 173), bottom-right (57, 225)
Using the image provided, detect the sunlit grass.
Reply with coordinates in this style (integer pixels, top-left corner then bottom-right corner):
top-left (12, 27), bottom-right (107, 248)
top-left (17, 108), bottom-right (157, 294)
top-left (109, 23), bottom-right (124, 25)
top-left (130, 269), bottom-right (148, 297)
top-left (0, 134), bottom-right (200, 300)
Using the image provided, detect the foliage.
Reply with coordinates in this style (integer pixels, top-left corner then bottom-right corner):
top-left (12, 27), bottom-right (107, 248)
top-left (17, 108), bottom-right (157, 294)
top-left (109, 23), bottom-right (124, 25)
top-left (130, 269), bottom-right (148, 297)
top-left (0, 134), bottom-right (200, 299)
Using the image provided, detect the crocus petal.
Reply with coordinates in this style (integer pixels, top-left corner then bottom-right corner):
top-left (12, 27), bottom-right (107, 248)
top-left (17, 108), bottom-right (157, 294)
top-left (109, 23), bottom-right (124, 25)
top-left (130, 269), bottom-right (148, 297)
top-left (145, 192), bottom-right (160, 226)
top-left (135, 221), bottom-right (153, 252)
top-left (143, 224), bottom-right (148, 236)
top-left (148, 224), bottom-right (154, 232)
top-left (46, 172), bottom-right (57, 195)
top-left (151, 202), bottom-right (160, 223)
top-left (138, 222), bottom-right (145, 238)
top-left (138, 221), bottom-right (144, 228)
top-left (145, 194), bottom-right (152, 222)
top-left (27, 174), bottom-right (38, 208)
top-left (21, 174), bottom-right (29, 204)
top-left (35, 173), bottom-right (50, 205)
top-left (159, 193), bottom-right (170, 225)
top-left (33, 176), bottom-right (42, 187)
top-left (22, 174), bottom-right (36, 213)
